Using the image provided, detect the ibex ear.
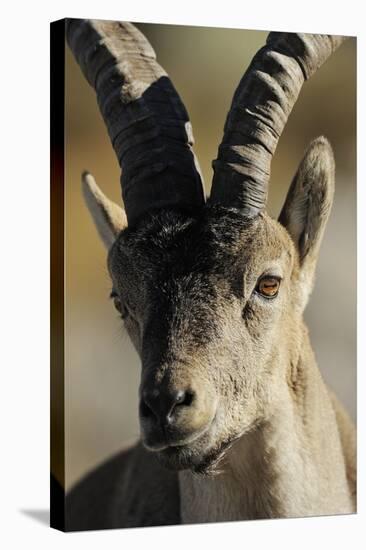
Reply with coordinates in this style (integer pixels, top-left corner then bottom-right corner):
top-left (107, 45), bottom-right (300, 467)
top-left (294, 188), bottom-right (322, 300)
top-left (82, 172), bottom-right (127, 249)
top-left (278, 137), bottom-right (335, 294)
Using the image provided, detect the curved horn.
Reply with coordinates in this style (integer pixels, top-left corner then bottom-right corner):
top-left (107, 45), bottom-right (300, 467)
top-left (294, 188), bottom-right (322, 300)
top-left (66, 19), bottom-right (205, 226)
top-left (210, 33), bottom-right (346, 217)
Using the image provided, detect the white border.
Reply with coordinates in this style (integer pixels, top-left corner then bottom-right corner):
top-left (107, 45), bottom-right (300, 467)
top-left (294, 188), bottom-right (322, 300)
top-left (1, 0), bottom-right (364, 548)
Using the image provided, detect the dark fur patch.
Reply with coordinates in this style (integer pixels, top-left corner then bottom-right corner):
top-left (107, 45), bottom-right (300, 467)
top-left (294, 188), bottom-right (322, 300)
top-left (108, 206), bottom-right (262, 355)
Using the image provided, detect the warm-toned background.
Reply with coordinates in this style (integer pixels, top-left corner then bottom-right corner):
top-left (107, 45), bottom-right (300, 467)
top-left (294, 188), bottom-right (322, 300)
top-left (65, 24), bottom-right (356, 490)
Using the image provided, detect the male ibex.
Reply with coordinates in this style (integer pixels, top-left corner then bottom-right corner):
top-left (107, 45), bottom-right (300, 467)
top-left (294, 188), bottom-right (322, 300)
top-left (65, 19), bottom-right (356, 530)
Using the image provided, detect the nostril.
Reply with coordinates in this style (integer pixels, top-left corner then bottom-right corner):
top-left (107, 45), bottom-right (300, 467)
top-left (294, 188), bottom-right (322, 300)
top-left (175, 390), bottom-right (194, 408)
top-left (167, 390), bottom-right (195, 422)
top-left (140, 387), bottom-right (196, 426)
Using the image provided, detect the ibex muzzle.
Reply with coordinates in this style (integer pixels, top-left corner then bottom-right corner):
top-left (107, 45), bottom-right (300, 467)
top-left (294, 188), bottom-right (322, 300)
top-left (139, 377), bottom-right (216, 452)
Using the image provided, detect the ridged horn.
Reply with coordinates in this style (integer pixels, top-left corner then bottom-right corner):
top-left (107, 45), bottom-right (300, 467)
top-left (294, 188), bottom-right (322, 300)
top-left (210, 32), bottom-right (346, 217)
top-left (66, 19), bottom-right (205, 226)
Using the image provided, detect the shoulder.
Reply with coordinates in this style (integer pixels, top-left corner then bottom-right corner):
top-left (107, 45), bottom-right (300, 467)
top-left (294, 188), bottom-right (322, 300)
top-left (327, 389), bottom-right (356, 504)
top-left (65, 442), bottom-right (180, 531)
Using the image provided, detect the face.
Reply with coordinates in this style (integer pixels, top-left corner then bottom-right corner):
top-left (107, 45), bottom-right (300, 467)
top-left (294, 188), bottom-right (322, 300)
top-left (107, 205), bottom-right (299, 473)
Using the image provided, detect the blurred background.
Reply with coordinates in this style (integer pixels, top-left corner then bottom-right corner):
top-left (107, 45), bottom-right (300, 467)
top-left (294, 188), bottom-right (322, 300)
top-left (64, 24), bottom-right (356, 491)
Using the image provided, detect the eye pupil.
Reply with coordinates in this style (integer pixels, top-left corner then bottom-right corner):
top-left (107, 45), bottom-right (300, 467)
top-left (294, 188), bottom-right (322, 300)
top-left (110, 292), bottom-right (129, 319)
top-left (257, 277), bottom-right (280, 298)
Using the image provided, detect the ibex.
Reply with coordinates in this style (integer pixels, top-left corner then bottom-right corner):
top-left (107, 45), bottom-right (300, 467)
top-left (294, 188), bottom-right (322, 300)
top-left (65, 19), bottom-right (356, 530)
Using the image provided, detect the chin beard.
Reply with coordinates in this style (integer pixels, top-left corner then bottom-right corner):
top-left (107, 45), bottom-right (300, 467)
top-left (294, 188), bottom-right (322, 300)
top-left (153, 418), bottom-right (261, 476)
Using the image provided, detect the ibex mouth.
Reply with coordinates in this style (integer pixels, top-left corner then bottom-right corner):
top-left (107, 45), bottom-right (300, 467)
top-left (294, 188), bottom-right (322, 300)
top-left (152, 413), bottom-right (257, 474)
top-left (143, 421), bottom-right (227, 472)
top-left (142, 419), bottom-right (213, 454)
top-left (155, 438), bottom-right (227, 473)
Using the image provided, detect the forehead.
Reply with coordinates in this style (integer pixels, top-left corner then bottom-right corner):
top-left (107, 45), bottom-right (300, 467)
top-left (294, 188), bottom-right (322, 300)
top-left (108, 207), bottom-right (293, 286)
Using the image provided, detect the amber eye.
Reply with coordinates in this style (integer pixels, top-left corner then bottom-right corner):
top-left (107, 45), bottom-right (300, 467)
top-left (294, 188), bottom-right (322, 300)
top-left (110, 291), bottom-right (129, 319)
top-left (256, 276), bottom-right (281, 299)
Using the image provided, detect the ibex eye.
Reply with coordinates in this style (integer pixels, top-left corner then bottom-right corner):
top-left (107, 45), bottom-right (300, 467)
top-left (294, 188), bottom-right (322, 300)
top-left (255, 276), bottom-right (281, 299)
top-left (110, 291), bottom-right (129, 319)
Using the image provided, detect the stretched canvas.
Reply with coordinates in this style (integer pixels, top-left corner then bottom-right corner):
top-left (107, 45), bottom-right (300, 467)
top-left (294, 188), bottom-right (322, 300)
top-left (50, 18), bottom-right (356, 531)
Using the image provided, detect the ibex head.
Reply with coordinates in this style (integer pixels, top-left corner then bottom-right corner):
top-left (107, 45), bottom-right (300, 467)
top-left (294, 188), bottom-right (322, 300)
top-left (67, 21), bottom-right (344, 473)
